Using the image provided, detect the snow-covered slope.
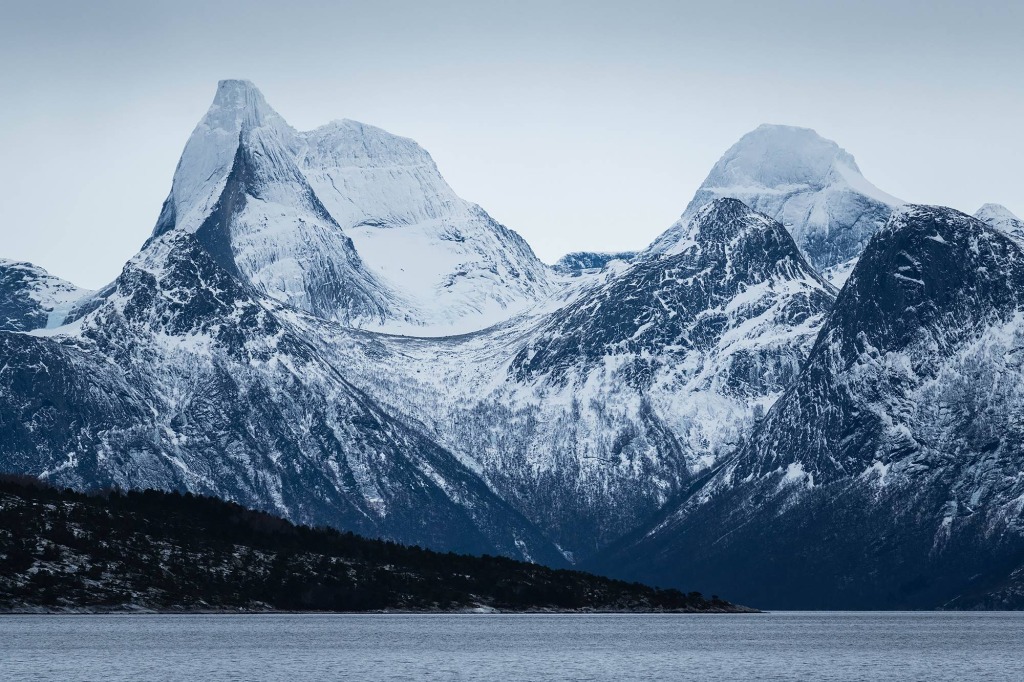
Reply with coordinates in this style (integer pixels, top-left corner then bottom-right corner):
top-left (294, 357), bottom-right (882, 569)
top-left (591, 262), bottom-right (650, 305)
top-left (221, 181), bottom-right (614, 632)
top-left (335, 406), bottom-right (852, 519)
top-left (0, 229), bottom-right (564, 564)
top-left (151, 80), bottom-right (395, 328)
top-left (0, 260), bottom-right (92, 332)
top-left (298, 120), bottom-right (557, 333)
top-left (975, 203), bottom-right (1024, 240)
top-left (0, 80), bottom-right (565, 564)
top-left (152, 80), bottom-right (555, 335)
top-left (311, 199), bottom-right (835, 557)
top-left (597, 205), bottom-right (1024, 608)
top-left (647, 125), bottom-right (903, 284)
top-left (511, 200), bottom-right (835, 389)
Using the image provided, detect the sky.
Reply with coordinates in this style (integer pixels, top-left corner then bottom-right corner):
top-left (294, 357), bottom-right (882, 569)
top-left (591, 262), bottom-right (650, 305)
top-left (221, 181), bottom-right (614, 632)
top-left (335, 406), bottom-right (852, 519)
top-left (1, 0), bottom-right (1021, 289)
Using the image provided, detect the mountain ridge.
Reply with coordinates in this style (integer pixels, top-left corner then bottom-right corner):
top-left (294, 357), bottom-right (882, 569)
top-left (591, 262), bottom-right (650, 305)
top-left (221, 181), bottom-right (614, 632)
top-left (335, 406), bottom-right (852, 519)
top-left (1, 81), bottom-right (1020, 609)
top-left (592, 204), bottom-right (1024, 609)
top-left (151, 80), bottom-right (556, 336)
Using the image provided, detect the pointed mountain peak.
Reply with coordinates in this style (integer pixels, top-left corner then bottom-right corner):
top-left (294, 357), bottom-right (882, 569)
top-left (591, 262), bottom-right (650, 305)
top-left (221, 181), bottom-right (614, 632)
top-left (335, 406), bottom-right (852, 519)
top-left (661, 198), bottom-right (782, 256)
top-left (974, 203), bottom-right (1024, 239)
top-left (670, 198), bottom-right (775, 251)
top-left (691, 196), bottom-right (772, 229)
top-left (150, 79), bottom-right (554, 334)
top-left (154, 80), bottom-right (293, 237)
top-left (684, 199), bottom-right (832, 290)
top-left (207, 79), bottom-right (281, 130)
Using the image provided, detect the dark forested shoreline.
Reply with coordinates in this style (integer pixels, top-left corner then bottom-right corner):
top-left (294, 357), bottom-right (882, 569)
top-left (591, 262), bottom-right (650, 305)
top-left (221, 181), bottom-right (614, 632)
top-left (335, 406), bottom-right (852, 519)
top-left (0, 477), bottom-right (752, 614)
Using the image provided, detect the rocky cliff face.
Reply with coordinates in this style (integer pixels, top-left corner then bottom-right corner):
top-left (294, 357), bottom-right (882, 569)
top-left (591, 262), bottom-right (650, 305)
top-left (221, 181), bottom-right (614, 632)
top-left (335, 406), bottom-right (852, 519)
top-left (312, 199), bottom-right (834, 558)
top-left (595, 206), bottom-right (1024, 608)
top-left (0, 228), bottom-right (564, 565)
top-left (0, 260), bottom-right (91, 332)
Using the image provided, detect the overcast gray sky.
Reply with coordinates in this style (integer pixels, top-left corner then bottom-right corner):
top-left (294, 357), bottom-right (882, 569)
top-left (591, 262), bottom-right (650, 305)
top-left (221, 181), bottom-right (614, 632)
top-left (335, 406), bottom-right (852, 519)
top-left (1, 0), bottom-right (1021, 288)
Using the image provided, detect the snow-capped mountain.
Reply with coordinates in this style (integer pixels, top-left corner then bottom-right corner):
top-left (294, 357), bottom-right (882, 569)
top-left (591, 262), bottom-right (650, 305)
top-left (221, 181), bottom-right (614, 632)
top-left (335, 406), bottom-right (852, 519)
top-left (647, 124), bottom-right (903, 284)
top-left (595, 205), bottom-right (1024, 608)
top-left (156, 83), bottom-right (395, 328)
top-left (0, 80), bottom-right (565, 564)
top-left (1, 81), bottom-right (1020, 607)
top-left (312, 199), bottom-right (835, 557)
top-left (0, 228), bottom-right (564, 564)
top-left (298, 119), bottom-right (557, 333)
top-left (500, 199), bottom-right (833, 551)
top-left (0, 260), bottom-right (92, 332)
top-left (975, 203), bottom-right (1024, 240)
top-left (511, 200), bottom-right (834, 388)
top-left (152, 80), bottom-right (555, 335)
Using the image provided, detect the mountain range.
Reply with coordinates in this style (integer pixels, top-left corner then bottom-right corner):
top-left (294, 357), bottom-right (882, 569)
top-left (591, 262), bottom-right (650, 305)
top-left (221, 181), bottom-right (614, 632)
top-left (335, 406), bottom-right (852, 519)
top-left (1, 80), bottom-right (1021, 608)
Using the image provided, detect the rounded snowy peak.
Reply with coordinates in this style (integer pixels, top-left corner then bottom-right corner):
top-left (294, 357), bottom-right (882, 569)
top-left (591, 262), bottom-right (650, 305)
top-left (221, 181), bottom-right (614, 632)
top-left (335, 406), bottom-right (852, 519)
top-left (975, 203), bottom-right (1019, 219)
top-left (706, 124), bottom-right (860, 189)
top-left (974, 203), bottom-right (1024, 238)
top-left (299, 119), bottom-right (437, 170)
top-left (646, 123), bottom-right (903, 278)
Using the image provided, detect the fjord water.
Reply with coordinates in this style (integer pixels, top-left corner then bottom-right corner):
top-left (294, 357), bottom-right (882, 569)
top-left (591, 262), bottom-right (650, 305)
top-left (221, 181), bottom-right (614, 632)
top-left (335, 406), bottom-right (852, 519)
top-left (3, 612), bottom-right (1023, 681)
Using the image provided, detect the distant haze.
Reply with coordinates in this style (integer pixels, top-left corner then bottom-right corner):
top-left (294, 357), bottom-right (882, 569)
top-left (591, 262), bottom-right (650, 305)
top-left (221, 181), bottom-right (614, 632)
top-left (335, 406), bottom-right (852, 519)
top-left (1, 0), bottom-right (1021, 289)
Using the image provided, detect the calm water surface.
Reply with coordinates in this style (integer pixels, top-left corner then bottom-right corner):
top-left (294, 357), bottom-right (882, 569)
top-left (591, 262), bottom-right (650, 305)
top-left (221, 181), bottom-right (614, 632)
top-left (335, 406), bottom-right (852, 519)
top-left (2, 612), bottom-right (1022, 681)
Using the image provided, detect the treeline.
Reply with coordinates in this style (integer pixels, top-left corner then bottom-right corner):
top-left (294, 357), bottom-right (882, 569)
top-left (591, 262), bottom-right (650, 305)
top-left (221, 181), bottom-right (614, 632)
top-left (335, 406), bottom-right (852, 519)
top-left (0, 476), bottom-right (750, 613)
